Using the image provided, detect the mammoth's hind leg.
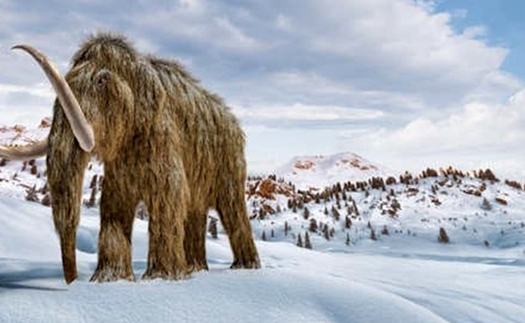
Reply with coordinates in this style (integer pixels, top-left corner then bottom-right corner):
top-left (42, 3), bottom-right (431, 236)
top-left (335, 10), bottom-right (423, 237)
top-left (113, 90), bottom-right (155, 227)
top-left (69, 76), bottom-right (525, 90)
top-left (184, 210), bottom-right (208, 273)
top-left (91, 189), bottom-right (136, 283)
top-left (216, 181), bottom-right (261, 270)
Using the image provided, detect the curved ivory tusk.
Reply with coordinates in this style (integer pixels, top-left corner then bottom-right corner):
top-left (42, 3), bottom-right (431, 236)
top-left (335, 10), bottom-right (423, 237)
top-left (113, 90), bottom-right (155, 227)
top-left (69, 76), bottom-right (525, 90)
top-left (0, 138), bottom-right (48, 160)
top-left (12, 45), bottom-right (95, 152)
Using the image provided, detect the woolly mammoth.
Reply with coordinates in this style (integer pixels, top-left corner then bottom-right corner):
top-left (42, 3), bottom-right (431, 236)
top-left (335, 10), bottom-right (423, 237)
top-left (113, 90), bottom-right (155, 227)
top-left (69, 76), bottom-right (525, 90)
top-left (1, 33), bottom-right (260, 284)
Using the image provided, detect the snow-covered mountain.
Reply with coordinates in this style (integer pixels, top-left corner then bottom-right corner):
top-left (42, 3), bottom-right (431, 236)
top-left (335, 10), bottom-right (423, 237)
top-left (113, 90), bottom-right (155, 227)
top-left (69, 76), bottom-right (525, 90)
top-left (1, 124), bottom-right (524, 322)
top-left (275, 152), bottom-right (395, 190)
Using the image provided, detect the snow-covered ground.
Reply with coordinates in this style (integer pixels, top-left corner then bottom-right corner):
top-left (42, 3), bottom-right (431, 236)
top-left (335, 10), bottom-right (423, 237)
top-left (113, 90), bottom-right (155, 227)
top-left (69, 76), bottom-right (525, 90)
top-left (1, 183), bottom-right (525, 322)
top-left (0, 194), bottom-right (524, 323)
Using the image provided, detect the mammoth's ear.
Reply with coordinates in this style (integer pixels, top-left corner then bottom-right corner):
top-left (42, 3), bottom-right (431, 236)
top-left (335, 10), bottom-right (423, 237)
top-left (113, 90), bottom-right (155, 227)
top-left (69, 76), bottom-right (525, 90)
top-left (134, 61), bottom-right (167, 117)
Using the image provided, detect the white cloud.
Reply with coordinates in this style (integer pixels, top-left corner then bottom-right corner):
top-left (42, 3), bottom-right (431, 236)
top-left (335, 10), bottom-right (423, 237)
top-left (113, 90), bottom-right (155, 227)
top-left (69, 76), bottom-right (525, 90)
top-left (380, 91), bottom-right (525, 152)
top-left (234, 103), bottom-right (385, 124)
top-left (275, 14), bottom-right (292, 32)
top-left (300, 0), bottom-right (510, 95)
top-left (336, 88), bottom-right (525, 178)
top-left (134, 1), bottom-right (264, 52)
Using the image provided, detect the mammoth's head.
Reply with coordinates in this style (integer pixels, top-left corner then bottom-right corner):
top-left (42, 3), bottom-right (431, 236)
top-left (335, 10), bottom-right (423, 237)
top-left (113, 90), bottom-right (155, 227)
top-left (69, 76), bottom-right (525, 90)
top-left (1, 33), bottom-right (141, 161)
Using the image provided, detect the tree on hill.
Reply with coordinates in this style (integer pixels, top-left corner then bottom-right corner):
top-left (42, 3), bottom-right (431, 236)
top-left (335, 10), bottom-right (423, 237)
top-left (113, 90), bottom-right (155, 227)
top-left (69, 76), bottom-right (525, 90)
top-left (305, 232), bottom-right (312, 249)
top-left (345, 216), bottom-right (352, 229)
top-left (309, 218), bottom-right (318, 233)
top-left (438, 227), bottom-right (450, 243)
top-left (208, 217), bottom-right (218, 239)
top-left (303, 207), bottom-right (310, 220)
top-left (297, 233), bottom-right (303, 248)
top-left (370, 228), bottom-right (377, 241)
top-left (481, 198), bottom-right (492, 211)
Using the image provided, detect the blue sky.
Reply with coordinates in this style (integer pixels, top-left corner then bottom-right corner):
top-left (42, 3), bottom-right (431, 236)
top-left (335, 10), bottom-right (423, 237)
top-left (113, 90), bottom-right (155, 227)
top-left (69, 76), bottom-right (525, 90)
top-left (0, 0), bottom-right (524, 178)
top-left (437, 0), bottom-right (525, 78)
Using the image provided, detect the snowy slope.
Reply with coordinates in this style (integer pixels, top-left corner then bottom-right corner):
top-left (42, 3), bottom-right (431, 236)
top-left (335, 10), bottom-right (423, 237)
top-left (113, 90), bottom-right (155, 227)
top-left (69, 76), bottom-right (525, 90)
top-left (0, 125), bottom-right (525, 322)
top-left (1, 194), bottom-right (524, 323)
top-left (275, 152), bottom-right (395, 190)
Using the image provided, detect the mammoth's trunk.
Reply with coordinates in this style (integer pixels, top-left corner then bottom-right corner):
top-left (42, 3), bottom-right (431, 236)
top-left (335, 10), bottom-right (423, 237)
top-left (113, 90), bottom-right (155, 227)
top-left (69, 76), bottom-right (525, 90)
top-left (47, 112), bottom-right (90, 284)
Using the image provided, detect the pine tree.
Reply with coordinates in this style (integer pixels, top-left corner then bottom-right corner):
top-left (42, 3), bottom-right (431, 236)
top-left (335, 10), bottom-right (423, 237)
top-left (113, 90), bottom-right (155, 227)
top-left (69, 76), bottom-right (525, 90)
top-left (41, 193), bottom-right (51, 207)
top-left (370, 228), bottom-right (377, 241)
top-left (331, 206), bottom-right (340, 221)
top-left (309, 218), bottom-right (318, 232)
top-left (25, 185), bottom-right (38, 202)
top-left (284, 221), bottom-right (290, 236)
top-left (323, 225), bottom-right (330, 240)
top-left (297, 234), bottom-right (303, 247)
top-left (303, 207), bottom-right (310, 220)
top-left (85, 185), bottom-right (97, 208)
top-left (262, 230), bottom-right (267, 241)
top-left (30, 164), bottom-right (38, 175)
top-left (438, 227), bottom-right (450, 243)
top-left (481, 198), bottom-right (492, 211)
top-left (345, 233), bottom-right (350, 246)
top-left (304, 232), bottom-right (312, 249)
top-left (209, 217), bottom-right (218, 239)
top-left (89, 174), bottom-right (98, 189)
top-left (345, 216), bottom-right (352, 229)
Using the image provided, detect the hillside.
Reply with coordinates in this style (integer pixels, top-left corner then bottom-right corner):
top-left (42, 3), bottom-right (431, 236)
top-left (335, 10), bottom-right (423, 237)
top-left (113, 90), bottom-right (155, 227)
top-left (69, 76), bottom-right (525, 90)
top-left (1, 123), bottom-right (524, 253)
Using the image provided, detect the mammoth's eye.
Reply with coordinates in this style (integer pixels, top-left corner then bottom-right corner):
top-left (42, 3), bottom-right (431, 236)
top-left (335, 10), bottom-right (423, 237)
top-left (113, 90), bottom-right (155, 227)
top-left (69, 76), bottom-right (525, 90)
top-left (95, 69), bottom-right (111, 88)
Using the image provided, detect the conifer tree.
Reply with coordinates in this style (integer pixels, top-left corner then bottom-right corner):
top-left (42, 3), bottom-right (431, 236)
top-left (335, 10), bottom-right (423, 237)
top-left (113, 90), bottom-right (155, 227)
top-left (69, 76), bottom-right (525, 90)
top-left (305, 232), bottom-right (312, 249)
top-left (438, 227), bottom-right (450, 243)
top-left (345, 216), bottom-right (352, 229)
top-left (370, 228), bottom-right (377, 241)
top-left (208, 217), bottom-right (218, 239)
top-left (303, 207), bottom-right (310, 220)
top-left (309, 218), bottom-right (318, 233)
top-left (332, 206), bottom-right (340, 221)
top-left (297, 233), bottom-right (303, 247)
top-left (323, 225), bottom-right (330, 240)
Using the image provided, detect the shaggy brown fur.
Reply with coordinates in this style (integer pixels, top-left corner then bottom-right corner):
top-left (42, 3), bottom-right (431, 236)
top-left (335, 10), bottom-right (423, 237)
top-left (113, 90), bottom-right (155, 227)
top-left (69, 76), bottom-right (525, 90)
top-left (46, 33), bottom-right (260, 283)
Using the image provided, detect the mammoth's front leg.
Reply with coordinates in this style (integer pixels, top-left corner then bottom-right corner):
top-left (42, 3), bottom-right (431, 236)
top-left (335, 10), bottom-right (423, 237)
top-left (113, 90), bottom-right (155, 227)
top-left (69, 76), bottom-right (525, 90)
top-left (47, 134), bottom-right (90, 284)
top-left (142, 169), bottom-right (189, 280)
top-left (90, 177), bottom-right (136, 282)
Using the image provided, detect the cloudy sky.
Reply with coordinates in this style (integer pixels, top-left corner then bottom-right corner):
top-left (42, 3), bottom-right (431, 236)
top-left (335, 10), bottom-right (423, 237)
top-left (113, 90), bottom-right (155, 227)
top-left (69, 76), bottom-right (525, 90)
top-left (0, 0), bottom-right (524, 178)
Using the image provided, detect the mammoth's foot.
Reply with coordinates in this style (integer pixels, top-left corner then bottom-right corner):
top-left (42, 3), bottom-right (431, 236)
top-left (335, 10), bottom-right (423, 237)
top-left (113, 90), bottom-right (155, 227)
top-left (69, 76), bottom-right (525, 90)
top-left (186, 259), bottom-right (209, 274)
top-left (90, 265), bottom-right (135, 283)
top-left (230, 256), bottom-right (261, 270)
top-left (142, 267), bottom-right (188, 280)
